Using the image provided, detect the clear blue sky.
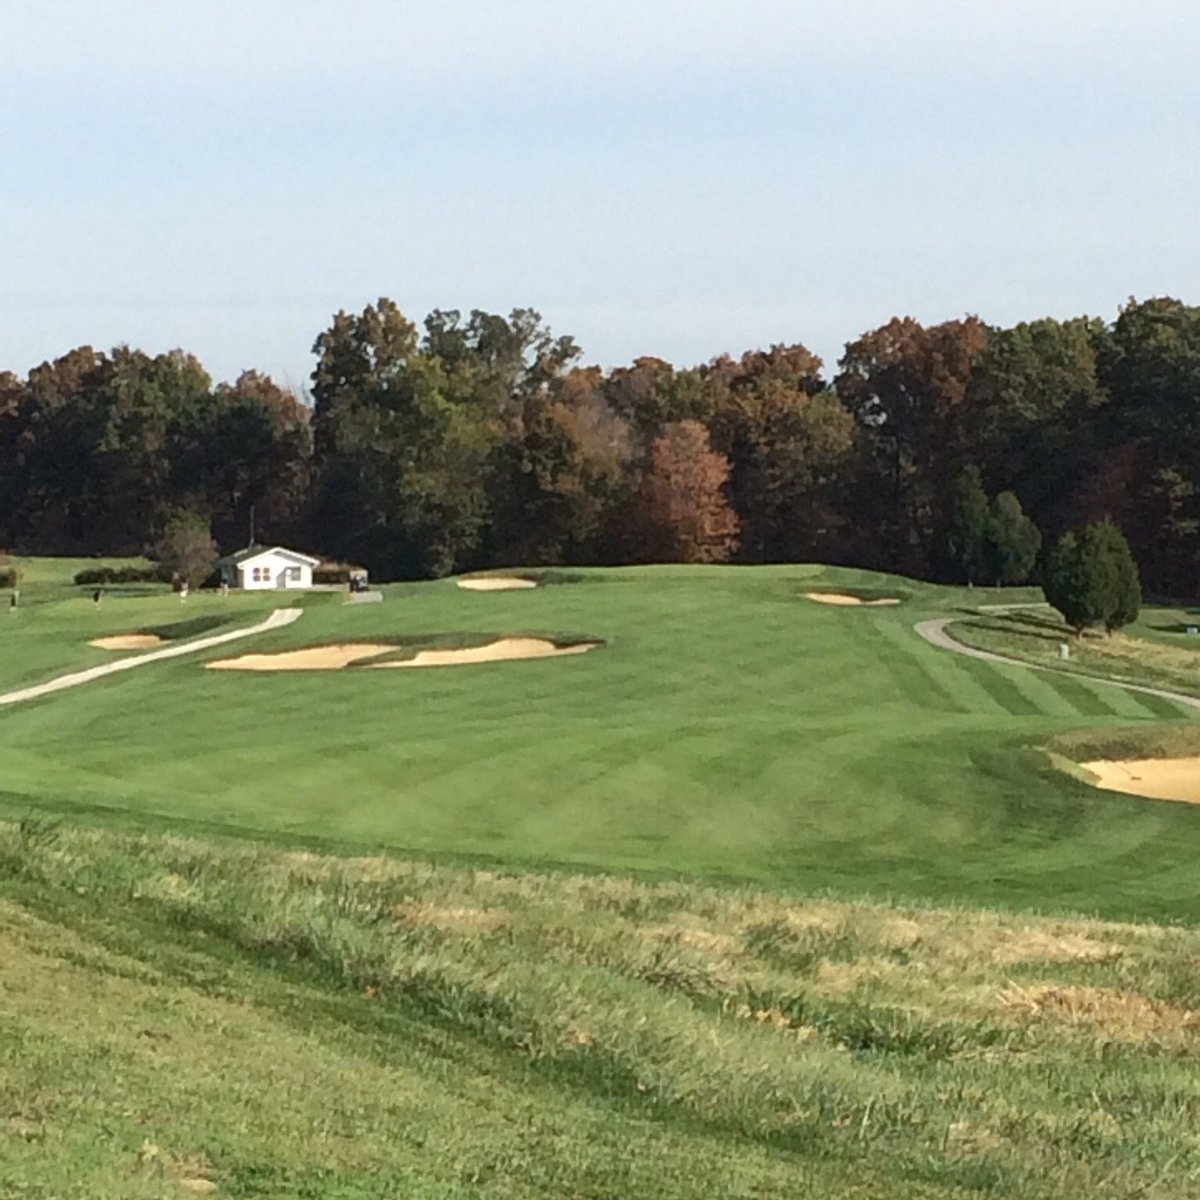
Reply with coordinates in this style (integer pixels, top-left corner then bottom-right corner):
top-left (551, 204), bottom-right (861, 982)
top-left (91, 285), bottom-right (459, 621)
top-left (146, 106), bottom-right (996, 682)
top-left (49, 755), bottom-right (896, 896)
top-left (5, 1), bottom-right (1198, 394)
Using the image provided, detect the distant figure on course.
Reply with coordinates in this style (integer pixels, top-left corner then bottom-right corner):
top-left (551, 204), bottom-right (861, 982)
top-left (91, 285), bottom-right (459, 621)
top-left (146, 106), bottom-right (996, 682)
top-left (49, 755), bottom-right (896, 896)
top-left (180, 580), bottom-right (189, 602)
top-left (92, 589), bottom-right (101, 607)
top-left (219, 580), bottom-right (229, 597)
top-left (9, 590), bottom-right (16, 612)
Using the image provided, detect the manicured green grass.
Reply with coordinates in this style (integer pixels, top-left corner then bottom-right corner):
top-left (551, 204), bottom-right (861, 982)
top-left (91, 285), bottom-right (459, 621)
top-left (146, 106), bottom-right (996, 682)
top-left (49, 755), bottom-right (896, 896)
top-left (2, 564), bottom-right (1200, 921)
top-left (0, 588), bottom-right (284, 690)
top-left (2, 820), bottom-right (1198, 1199)
top-left (5, 553), bottom-right (154, 596)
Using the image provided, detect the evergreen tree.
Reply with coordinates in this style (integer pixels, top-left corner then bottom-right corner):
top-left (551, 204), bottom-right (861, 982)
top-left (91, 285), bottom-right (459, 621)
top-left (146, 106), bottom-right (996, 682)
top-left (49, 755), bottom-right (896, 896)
top-left (1043, 520), bottom-right (1141, 634)
top-left (943, 466), bottom-right (991, 583)
top-left (1044, 530), bottom-right (1090, 634)
top-left (1087, 519), bottom-right (1142, 632)
top-left (985, 491), bottom-right (1041, 585)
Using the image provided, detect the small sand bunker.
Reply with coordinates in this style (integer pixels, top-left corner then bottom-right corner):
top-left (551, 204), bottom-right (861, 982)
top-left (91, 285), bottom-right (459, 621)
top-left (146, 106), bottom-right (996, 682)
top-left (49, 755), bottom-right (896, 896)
top-left (1082, 758), bottom-right (1200, 806)
top-left (90, 633), bottom-right (164, 651)
top-left (370, 637), bottom-right (598, 668)
top-left (456, 577), bottom-right (538, 592)
top-left (806, 592), bottom-right (900, 607)
top-left (207, 643), bottom-right (395, 672)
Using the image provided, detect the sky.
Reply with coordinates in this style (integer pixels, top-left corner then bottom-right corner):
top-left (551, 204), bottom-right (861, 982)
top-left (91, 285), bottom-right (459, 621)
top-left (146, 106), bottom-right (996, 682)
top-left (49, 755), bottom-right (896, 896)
top-left (4, 0), bottom-right (1199, 394)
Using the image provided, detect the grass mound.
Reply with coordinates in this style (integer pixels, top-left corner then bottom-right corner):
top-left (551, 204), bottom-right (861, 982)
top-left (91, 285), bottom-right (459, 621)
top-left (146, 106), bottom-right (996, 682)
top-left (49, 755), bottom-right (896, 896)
top-left (90, 616), bottom-right (235, 652)
top-left (1, 818), bottom-right (1198, 1198)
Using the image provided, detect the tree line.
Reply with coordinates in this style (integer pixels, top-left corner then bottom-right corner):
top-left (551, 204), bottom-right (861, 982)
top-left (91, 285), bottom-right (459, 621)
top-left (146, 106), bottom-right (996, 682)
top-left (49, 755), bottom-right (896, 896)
top-left (2, 296), bottom-right (1198, 598)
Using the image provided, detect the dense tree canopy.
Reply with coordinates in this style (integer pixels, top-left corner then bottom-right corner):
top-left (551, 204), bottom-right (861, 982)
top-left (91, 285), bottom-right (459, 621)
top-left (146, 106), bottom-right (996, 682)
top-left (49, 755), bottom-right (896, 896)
top-left (3, 296), bottom-right (1198, 600)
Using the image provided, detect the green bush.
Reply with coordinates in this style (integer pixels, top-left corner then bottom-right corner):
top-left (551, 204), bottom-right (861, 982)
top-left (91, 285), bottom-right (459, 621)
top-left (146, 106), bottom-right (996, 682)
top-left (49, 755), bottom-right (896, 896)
top-left (73, 565), bottom-right (166, 586)
top-left (0, 565), bottom-right (19, 589)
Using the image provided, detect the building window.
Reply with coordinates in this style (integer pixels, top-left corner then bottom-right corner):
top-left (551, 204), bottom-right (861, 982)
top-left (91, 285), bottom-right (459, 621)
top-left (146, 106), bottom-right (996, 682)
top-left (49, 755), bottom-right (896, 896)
top-left (251, 566), bottom-right (267, 582)
top-left (287, 566), bottom-right (301, 581)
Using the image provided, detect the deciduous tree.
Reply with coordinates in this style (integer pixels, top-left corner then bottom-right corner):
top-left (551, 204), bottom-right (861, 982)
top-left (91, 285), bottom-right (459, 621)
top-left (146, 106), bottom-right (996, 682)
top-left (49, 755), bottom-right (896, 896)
top-left (155, 511), bottom-right (218, 589)
top-left (630, 421), bottom-right (739, 563)
top-left (836, 316), bottom-right (988, 574)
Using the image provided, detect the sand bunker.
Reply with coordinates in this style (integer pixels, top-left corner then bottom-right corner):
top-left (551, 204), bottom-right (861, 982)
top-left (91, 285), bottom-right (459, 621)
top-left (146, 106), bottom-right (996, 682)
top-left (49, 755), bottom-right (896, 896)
top-left (207, 643), bottom-right (396, 672)
top-left (90, 634), bottom-right (164, 651)
top-left (456, 577), bottom-right (538, 591)
top-left (806, 592), bottom-right (900, 607)
top-left (207, 637), bottom-right (599, 672)
top-left (1082, 758), bottom-right (1200, 806)
top-left (370, 637), bottom-right (598, 668)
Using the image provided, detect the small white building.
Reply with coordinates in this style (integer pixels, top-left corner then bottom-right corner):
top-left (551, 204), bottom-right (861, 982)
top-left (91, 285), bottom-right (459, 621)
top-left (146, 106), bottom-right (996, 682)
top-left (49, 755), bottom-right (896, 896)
top-left (217, 546), bottom-right (321, 591)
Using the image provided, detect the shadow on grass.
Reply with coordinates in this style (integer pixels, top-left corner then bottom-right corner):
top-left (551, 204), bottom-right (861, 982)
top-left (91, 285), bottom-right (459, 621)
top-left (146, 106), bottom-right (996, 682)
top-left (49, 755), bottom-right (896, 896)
top-left (1147, 622), bottom-right (1200, 636)
top-left (958, 618), bottom-right (1064, 645)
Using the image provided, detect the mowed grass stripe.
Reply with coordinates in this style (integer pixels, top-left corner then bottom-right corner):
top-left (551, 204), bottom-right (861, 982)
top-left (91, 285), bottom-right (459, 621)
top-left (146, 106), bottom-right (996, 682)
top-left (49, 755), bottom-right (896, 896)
top-left (951, 656), bottom-right (1049, 716)
top-left (1035, 670), bottom-right (1123, 718)
top-left (1116, 687), bottom-right (1196, 721)
top-left (871, 618), bottom-right (1040, 716)
top-left (1057, 677), bottom-right (1191, 723)
top-left (981, 662), bottom-right (1119, 718)
top-left (855, 619), bottom-right (968, 712)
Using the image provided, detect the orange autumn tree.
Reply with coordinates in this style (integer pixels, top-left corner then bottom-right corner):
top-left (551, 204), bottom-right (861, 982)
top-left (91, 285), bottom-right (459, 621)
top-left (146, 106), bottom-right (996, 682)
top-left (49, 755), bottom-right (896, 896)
top-left (633, 420), bottom-right (740, 562)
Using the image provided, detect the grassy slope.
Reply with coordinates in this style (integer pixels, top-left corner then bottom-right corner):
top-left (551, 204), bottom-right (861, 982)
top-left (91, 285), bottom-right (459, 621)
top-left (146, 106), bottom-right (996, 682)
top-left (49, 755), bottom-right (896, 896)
top-left (950, 605), bottom-right (1200, 699)
top-left (2, 820), bottom-right (1199, 1200)
top-left (1, 564), bottom-right (1199, 920)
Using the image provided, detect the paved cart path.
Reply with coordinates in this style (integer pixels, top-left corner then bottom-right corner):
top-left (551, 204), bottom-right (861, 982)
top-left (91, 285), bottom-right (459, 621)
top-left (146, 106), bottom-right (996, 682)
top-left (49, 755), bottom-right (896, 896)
top-left (914, 617), bottom-right (1200, 714)
top-left (0, 607), bottom-right (303, 708)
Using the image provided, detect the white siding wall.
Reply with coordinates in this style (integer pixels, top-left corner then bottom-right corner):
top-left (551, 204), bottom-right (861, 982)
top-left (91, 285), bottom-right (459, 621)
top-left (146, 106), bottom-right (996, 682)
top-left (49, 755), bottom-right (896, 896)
top-left (236, 552), bottom-right (314, 590)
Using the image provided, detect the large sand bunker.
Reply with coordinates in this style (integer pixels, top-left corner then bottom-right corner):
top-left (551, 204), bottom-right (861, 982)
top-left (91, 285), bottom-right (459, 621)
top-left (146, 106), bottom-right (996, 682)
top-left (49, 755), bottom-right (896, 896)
top-left (370, 637), bottom-right (598, 668)
top-left (456, 577), bottom-right (538, 591)
top-left (207, 637), bottom-right (599, 671)
top-left (90, 633), bottom-right (164, 651)
top-left (207, 643), bottom-right (395, 672)
top-left (1082, 758), bottom-right (1200, 806)
top-left (806, 592), bottom-right (900, 607)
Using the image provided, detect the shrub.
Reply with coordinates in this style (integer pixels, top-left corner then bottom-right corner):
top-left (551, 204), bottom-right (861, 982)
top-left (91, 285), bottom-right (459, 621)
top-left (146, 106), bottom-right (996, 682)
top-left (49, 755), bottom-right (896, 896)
top-left (313, 560), bottom-right (365, 585)
top-left (73, 565), bottom-right (166, 586)
top-left (0, 566), bottom-right (18, 589)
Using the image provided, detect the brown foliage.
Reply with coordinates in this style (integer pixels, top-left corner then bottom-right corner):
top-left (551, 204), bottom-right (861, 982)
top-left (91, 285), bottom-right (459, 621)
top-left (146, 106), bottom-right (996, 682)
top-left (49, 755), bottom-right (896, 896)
top-left (631, 421), bottom-right (739, 563)
top-left (704, 342), bottom-right (824, 396)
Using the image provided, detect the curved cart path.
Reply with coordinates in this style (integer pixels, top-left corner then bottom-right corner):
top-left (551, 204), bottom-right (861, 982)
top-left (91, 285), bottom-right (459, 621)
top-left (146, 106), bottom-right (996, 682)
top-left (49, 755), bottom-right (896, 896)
top-left (914, 617), bottom-right (1200, 714)
top-left (0, 607), bottom-right (303, 708)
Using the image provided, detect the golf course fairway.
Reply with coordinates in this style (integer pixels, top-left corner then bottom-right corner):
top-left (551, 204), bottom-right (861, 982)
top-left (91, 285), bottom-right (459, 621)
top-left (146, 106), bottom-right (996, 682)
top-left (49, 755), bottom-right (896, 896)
top-left (2, 562), bottom-right (1200, 922)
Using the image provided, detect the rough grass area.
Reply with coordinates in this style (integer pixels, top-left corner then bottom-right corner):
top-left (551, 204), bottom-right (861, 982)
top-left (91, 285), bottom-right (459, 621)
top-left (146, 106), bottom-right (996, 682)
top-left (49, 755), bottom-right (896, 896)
top-left (1049, 724), bottom-right (1200, 765)
top-left (951, 608), bottom-right (1200, 699)
top-left (2, 819), bottom-right (1199, 1199)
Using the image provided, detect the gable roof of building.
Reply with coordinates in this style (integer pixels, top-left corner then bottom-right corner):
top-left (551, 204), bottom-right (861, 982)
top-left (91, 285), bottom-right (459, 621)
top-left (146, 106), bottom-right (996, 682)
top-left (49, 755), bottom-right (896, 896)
top-left (216, 545), bottom-right (321, 568)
